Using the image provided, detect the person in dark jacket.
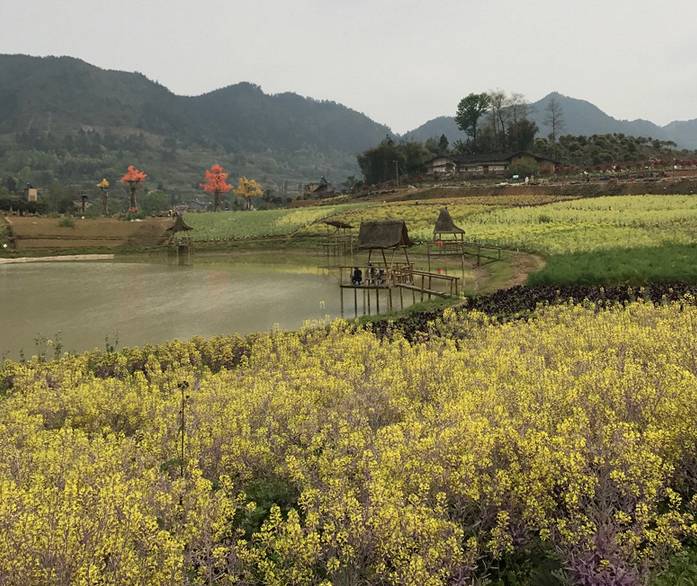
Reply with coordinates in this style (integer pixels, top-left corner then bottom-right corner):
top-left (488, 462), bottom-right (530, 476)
top-left (351, 267), bottom-right (363, 286)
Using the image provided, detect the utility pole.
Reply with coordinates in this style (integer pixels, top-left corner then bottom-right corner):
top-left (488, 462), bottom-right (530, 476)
top-left (393, 160), bottom-right (400, 187)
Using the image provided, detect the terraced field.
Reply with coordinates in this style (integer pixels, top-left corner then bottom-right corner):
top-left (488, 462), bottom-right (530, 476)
top-left (183, 204), bottom-right (362, 241)
top-left (3, 216), bottom-right (171, 250)
top-left (328, 194), bottom-right (697, 284)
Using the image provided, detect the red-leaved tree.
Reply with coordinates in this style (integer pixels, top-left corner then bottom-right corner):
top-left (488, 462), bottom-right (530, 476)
top-left (201, 164), bottom-right (232, 212)
top-left (121, 165), bottom-right (147, 212)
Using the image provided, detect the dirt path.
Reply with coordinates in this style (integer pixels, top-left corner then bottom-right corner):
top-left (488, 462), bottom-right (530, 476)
top-left (471, 251), bottom-right (546, 294)
top-left (503, 251), bottom-right (546, 288)
top-left (0, 254), bottom-right (115, 265)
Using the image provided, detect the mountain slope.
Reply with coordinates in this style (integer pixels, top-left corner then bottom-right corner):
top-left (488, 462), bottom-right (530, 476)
top-left (405, 92), bottom-right (697, 149)
top-left (0, 54), bottom-right (393, 190)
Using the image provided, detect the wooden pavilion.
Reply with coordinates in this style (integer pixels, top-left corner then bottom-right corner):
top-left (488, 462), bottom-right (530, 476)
top-left (433, 207), bottom-right (465, 246)
top-left (166, 214), bottom-right (193, 236)
top-left (429, 207), bottom-right (502, 269)
top-left (321, 219), bottom-right (354, 257)
top-left (357, 220), bottom-right (412, 267)
top-left (166, 214), bottom-right (194, 265)
top-left (338, 219), bottom-right (460, 317)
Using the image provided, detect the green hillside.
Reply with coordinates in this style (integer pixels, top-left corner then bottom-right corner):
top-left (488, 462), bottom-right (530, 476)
top-left (0, 54), bottom-right (393, 198)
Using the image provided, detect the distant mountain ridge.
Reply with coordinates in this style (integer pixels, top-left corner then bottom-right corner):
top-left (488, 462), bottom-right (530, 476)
top-left (0, 54), bottom-right (393, 189)
top-left (404, 92), bottom-right (697, 149)
top-left (1, 53), bottom-right (696, 193)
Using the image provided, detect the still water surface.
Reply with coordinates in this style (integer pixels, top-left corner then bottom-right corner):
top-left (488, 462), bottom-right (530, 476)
top-left (0, 259), bottom-right (342, 358)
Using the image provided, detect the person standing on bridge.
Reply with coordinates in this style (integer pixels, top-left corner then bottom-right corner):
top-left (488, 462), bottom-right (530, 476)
top-left (351, 267), bottom-right (363, 286)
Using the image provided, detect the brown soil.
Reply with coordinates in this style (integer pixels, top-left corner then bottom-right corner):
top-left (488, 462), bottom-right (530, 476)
top-left (4, 217), bottom-right (172, 250)
top-left (406, 177), bottom-right (697, 200)
top-left (327, 177), bottom-right (697, 206)
top-left (472, 251), bottom-right (546, 294)
top-left (504, 252), bottom-right (546, 288)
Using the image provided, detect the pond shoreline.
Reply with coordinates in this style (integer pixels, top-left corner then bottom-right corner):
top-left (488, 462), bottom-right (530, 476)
top-left (0, 254), bottom-right (115, 265)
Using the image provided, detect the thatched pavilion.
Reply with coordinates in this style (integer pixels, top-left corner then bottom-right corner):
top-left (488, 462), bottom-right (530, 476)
top-left (166, 214), bottom-right (193, 236)
top-left (166, 214), bottom-right (194, 265)
top-left (433, 207), bottom-right (464, 244)
top-left (358, 220), bottom-right (412, 267)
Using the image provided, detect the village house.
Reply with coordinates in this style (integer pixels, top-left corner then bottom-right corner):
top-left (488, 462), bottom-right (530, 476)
top-left (303, 176), bottom-right (336, 198)
top-left (425, 151), bottom-right (559, 177)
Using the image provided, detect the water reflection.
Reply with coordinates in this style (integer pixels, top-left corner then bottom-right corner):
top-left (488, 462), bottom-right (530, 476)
top-left (0, 260), bottom-right (340, 358)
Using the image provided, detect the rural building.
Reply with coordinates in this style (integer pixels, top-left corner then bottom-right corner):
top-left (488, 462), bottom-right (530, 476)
top-left (304, 176), bottom-right (336, 198)
top-left (24, 185), bottom-right (38, 202)
top-left (425, 151), bottom-right (559, 177)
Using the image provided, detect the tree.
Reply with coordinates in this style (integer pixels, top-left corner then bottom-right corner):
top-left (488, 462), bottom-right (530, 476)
top-left (235, 177), bottom-right (263, 210)
top-left (455, 93), bottom-right (491, 149)
top-left (507, 119), bottom-right (539, 152)
top-left (545, 95), bottom-right (565, 143)
top-left (46, 181), bottom-right (74, 214)
top-left (357, 139), bottom-right (429, 185)
top-left (438, 134), bottom-right (449, 154)
top-left (401, 141), bottom-right (431, 175)
top-left (200, 164), bottom-right (232, 211)
top-left (357, 139), bottom-right (404, 185)
top-left (140, 191), bottom-right (170, 216)
top-left (341, 176), bottom-right (361, 193)
top-left (3, 176), bottom-right (18, 194)
top-left (121, 165), bottom-right (147, 212)
top-left (487, 89), bottom-right (509, 150)
top-left (97, 178), bottom-right (110, 216)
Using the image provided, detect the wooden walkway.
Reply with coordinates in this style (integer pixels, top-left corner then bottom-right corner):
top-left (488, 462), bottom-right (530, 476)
top-left (337, 264), bottom-right (460, 317)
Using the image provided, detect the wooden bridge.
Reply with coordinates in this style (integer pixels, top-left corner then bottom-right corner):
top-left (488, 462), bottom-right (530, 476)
top-left (337, 264), bottom-right (460, 317)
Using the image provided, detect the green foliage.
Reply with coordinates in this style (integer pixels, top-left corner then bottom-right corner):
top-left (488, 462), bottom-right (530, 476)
top-left (0, 196), bottom-right (47, 214)
top-left (57, 216), bottom-right (75, 228)
top-left (534, 133), bottom-right (694, 167)
top-left (0, 55), bottom-right (394, 192)
top-left (529, 245), bottom-right (697, 286)
top-left (239, 477), bottom-right (300, 538)
top-left (652, 546), bottom-right (697, 585)
top-left (139, 190), bottom-right (170, 216)
top-left (357, 138), bottom-right (430, 184)
top-left (182, 204), bottom-right (360, 241)
top-left (508, 156), bottom-right (540, 178)
top-left (455, 92), bottom-right (491, 146)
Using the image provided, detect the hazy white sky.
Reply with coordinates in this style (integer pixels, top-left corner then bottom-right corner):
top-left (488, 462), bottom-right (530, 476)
top-left (2, 0), bottom-right (696, 133)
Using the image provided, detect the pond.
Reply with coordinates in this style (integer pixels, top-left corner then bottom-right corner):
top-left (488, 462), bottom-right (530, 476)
top-left (0, 258), bottom-right (348, 358)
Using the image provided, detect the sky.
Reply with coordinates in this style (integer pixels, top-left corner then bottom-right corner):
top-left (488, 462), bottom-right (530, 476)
top-left (1, 0), bottom-right (696, 133)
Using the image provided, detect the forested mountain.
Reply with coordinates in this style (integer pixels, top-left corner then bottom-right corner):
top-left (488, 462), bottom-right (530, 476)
top-left (0, 54), bottom-right (393, 195)
top-left (405, 92), bottom-right (697, 149)
top-left (2, 53), bottom-right (697, 198)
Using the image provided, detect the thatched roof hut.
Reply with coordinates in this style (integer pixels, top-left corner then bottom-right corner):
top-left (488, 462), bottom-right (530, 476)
top-left (166, 214), bottom-right (193, 233)
top-left (358, 220), bottom-right (412, 250)
top-left (434, 208), bottom-right (464, 234)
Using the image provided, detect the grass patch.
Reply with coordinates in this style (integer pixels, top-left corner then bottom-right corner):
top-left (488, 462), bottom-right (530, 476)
top-left (528, 244), bottom-right (697, 286)
top-left (183, 204), bottom-right (362, 241)
top-left (652, 545), bottom-right (697, 585)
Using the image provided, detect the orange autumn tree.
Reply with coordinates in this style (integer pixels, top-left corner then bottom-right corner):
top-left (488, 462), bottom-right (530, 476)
top-left (235, 177), bottom-right (263, 210)
top-left (121, 165), bottom-right (147, 212)
top-left (200, 164), bottom-right (232, 212)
